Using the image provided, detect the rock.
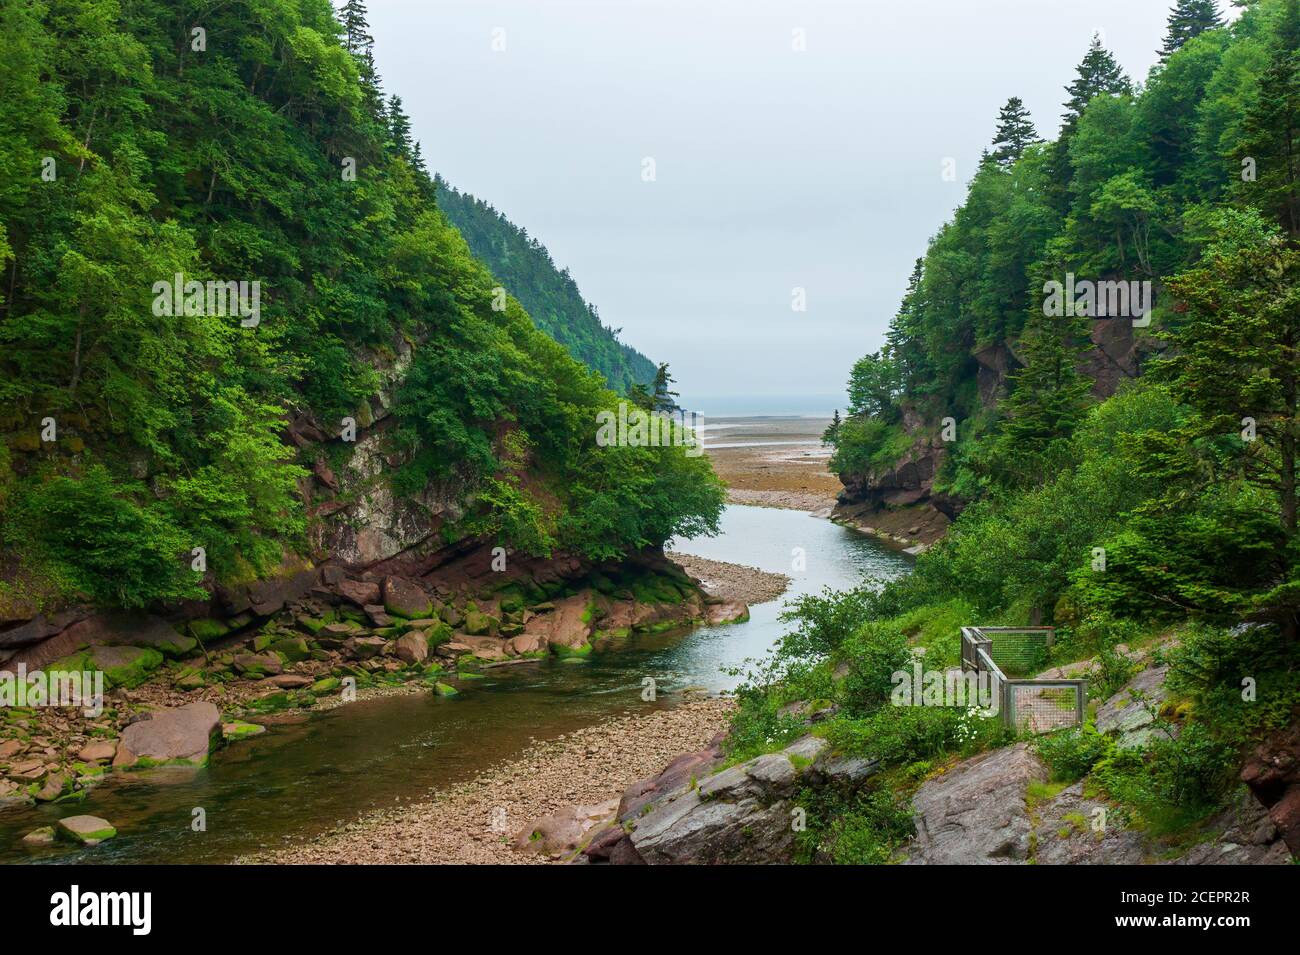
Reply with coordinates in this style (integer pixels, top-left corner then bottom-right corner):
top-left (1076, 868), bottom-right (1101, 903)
top-left (620, 736), bottom-right (827, 865)
top-left (383, 576), bottom-right (433, 619)
top-left (1095, 664), bottom-right (1170, 749)
top-left (392, 631), bottom-right (428, 665)
top-left (433, 681), bottom-right (458, 697)
top-left (33, 770), bottom-right (67, 802)
top-left (343, 635), bottom-right (387, 660)
top-left (515, 799), bottom-right (620, 856)
top-left (523, 593), bottom-right (593, 654)
top-left (463, 609), bottom-right (499, 637)
top-left (88, 645), bottom-right (164, 688)
top-left (113, 702), bottom-right (221, 769)
top-left (906, 743), bottom-right (1047, 864)
top-left (269, 636), bottom-right (311, 662)
top-left (76, 740), bottom-right (117, 763)
top-left (222, 721), bottom-right (266, 741)
top-left (55, 815), bottom-right (117, 845)
top-left (337, 578), bottom-right (381, 608)
top-left (507, 633), bottom-right (543, 656)
top-left (266, 673), bottom-right (313, 689)
top-left (22, 826), bottom-right (55, 846)
top-left (440, 605), bottom-right (464, 628)
top-left (0, 739), bottom-right (24, 760)
top-left (705, 600), bottom-right (749, 625)
top-left (232, 652), bottom-right (283, 677)
top-left (363, 605), bottom-right (394, 628)
top-left (1240, 722), bottom-right (1300, 856)
top-left (309, 677), bottom-right (342, 695)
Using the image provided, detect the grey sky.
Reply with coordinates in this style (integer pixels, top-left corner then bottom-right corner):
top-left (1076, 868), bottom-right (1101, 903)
top-left (369, 0), bottom-right (1182, 413)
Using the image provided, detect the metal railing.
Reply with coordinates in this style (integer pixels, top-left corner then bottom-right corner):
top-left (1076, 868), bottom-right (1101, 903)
top-left (960, 626), bottom-right (1086, 733)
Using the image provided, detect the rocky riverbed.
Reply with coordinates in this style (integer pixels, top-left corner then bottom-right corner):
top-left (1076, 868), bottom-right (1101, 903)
top-left (665, 553), bottom-right (789, 606)
top-left (240, 697), bottom-right (735, 864)
top-left (0, 546), bottom-right (750, 817)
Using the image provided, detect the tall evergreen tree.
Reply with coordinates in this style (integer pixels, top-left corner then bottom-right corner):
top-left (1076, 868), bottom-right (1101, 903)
top-left (999, 304), bottom-right (1093, 459)
top-left (988, 97), bottom-right (1040, 168)
top-left (1061, 34), bottom-right (1132, 132)
top-left (1049, 35), bottom-right (1132, 212)
top-left (1159, 0), bottom-right (1223, 60)
top-left (651, 362), bottom-right (679, 412)
top-left (387, 94), bottom-right (413, 159)
top-left (339, 0), bottom-right (373, 56)
top-left (1236, 0), bottom-right (1300, 236)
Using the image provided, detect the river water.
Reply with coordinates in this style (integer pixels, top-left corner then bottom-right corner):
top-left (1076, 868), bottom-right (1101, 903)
top-left (0, 504), bottom-right (909, 864)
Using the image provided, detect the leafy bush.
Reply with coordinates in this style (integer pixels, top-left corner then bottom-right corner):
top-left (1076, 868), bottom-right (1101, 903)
top-left (11, 467), bottom-right (205, 608)
top-left (1034, 723), bottom-right (1112, 782)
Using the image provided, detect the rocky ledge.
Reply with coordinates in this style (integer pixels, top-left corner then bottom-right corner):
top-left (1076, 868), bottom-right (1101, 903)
top-left (0, 545), bottom-right (748, 816)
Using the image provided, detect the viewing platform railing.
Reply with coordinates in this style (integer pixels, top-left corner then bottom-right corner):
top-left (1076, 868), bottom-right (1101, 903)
top-left (960, 626), bottom-right (1086, 733)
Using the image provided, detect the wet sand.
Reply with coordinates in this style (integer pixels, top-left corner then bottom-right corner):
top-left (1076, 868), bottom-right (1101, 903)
top-left (703, 416), bottom-right (840, 514)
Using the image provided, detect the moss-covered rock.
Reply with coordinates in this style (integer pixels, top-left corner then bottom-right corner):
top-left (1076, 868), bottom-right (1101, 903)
top-left (432, 681), bottom-right (459, 697)
top-left (221, 720), bottom-right (266, 741)
top-left (89, 646), bottom-right (164, 689)
top-left (270, 636), bottom-right (310, 662)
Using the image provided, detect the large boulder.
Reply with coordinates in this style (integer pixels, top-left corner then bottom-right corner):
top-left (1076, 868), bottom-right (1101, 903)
top-left (87, 645), bottom-right (163, 688)
top-left (113, 702), bottom-right (221, 769)
top-left (337, 578), bottom-right (381, 608)
top-left (383, 576), bottom-right (433, 619)
top-left (906, 743), bottom-right (1046, 864)
top-left (392, 631), bottom-right (428, 665)
top-left (626, 737), bottom-right (827, 864)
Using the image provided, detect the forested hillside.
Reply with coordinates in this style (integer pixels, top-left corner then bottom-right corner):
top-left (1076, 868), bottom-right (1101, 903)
top-left (0, 0), bottom-right (721, 617)
top-left (746, 0), bottom-right (1300, 862)
top-left (435, 179), bottom-right (657, 394)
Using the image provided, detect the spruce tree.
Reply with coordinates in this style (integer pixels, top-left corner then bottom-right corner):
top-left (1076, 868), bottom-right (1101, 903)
top-left (651, 363), bottom-right (679, 412)
top-left (1061, 34), bottom-right (1131, 132)
top-left (988, 97), bottom-right (1039, 168)
top-left (387, 94), bottom-right (413, 159)
top-left (339, 0), bottom-right (373, 56)
top-left (999, 305), bottom-right (1093, 460)
top-left (1158, 0), bottom-right (1223, 61)
top-left (1049, 35), bottom-right (1132, 212)
top-left (1236, 0), bottom-right (1300, 236)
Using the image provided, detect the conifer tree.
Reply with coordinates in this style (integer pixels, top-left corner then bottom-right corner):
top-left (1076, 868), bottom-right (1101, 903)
top-left (1158, 0), bottom-right (1223, 60)
top-left (1236, 0), bottom-right (1300, 236)
top-left (988, 97), bottom-right (1039, 168)
top-left (1061, 34), bottom-right (1131, 133)
top-left (388, 94), bottom-right (413, 159)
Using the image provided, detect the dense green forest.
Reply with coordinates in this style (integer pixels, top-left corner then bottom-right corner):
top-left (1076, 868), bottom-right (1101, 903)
top-left (434, 178), bottom-right (657, 394)
top-left (770, 0), bottom-right (1300, 861)
top-left (0, 0), bottom-right (722, 613)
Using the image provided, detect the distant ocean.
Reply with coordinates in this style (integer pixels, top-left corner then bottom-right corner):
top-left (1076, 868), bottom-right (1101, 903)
top-left (681, 394), bottom-right (845, 418)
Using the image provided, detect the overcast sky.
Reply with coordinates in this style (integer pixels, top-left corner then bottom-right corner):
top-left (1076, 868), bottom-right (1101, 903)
top-left (369, 0), bottom-right (1184, 414)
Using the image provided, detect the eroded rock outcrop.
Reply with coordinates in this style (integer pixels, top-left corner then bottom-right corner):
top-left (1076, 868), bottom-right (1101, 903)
top-left (906, 743), bottom-right (1047, 864)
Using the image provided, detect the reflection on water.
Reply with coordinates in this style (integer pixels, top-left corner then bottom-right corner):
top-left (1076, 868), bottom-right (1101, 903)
top-left (0, 505), bottom-right (909, 864)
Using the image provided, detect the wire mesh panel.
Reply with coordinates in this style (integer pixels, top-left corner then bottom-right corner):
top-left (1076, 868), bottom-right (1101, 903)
top-left (1005, 681), bottom-right (1085, 733)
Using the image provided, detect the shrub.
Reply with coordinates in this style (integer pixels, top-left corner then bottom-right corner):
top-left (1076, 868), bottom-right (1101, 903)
top-left (1034, 723), bottom-right (1111, 782)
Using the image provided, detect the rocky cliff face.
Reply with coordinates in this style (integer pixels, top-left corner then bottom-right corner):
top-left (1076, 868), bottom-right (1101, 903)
top-left (832, 320), bottom-right (1156, 534)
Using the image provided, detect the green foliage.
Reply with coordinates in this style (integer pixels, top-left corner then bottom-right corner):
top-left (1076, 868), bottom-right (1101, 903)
top-left (8, 466), bottom-right (205, 608)
top-left (828, 418), bottom-right (912, 477)
top-left (1034, 723), bottom-right (1112, 782)
top-left (0, 0), bottom-right (723, 607)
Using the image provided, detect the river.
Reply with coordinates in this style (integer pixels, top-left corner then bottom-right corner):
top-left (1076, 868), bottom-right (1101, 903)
top-left (0, 504), bottom-right (909, 864)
